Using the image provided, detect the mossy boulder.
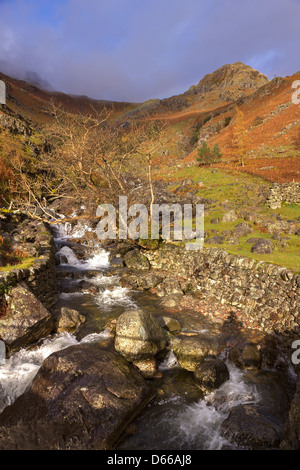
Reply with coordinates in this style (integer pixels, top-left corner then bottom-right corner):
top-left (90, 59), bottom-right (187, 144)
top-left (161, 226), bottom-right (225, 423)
top-left (123, 250), bottom-right (150, 271)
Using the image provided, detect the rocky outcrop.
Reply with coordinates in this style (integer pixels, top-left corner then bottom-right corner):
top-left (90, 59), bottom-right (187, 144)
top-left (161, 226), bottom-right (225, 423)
top-left (0, 344), bottom-right (152, 450)
top-left (188, 62), bottom-right (269, 101)
top-left (0, 282), bottom-right (53, 353)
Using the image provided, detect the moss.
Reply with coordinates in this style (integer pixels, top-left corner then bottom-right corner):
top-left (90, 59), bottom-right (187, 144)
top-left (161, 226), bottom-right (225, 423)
top-left (0, 257), bottom-right (37, 272)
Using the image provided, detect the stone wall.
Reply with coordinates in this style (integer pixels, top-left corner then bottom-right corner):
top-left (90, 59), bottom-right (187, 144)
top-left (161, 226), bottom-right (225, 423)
top-left (0, 219), bottom-right (58, 309)
top-left (144, 245), bottom-right (300, 335)
top-left (266, 182), bottom-right (300, 209)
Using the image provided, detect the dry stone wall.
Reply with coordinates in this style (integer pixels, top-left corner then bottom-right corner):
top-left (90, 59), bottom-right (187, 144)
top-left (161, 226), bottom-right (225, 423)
top-left (266, 182), bottom-right (300, 209)
top-left (144, 245), bottom-right (300, 335)
top-left (0, 217), bottom-right (58, 309)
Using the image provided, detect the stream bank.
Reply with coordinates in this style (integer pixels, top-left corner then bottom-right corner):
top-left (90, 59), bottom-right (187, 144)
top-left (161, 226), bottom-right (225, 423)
top-left (0, 217), bottom-right (298, 449)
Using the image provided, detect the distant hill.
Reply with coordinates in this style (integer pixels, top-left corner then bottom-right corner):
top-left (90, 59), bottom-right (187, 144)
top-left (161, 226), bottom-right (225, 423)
top-left (0, 62), bottom-right (299, 182)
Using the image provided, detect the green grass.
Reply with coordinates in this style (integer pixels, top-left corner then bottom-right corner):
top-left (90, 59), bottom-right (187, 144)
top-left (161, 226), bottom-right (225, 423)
top-left (262, 203), bottom-right (300, 221)
top-left (162, 165), bottom-right (300, 271)
top-left (167, 166), bottom-right (269, 204)
top-left (0, 257), bottom-right (36, 272)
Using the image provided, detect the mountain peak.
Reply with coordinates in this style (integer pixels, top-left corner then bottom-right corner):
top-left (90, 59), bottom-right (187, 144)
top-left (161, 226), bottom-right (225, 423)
top-left (186, 62), bottom-right (269, 102)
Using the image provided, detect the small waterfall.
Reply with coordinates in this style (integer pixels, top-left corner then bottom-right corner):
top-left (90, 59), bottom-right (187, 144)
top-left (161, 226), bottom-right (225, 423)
top-left (159, 350), bottom-right (179, 370)
top-left (120, 362), bottom-right (260, 450)
top-left (56, 245), bottom-right (110, 270)
top-left (172, 363), bottom-right (259, 450)
top-left (57, 245), bottom-right (81, 266)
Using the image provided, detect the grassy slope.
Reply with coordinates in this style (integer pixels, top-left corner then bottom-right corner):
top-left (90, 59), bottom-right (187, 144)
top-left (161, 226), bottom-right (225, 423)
top-left (157, 165), bottom-right (300, 271)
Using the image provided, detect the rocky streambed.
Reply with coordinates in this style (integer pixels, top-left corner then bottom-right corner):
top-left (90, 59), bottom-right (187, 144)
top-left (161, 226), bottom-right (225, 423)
top-left (0, 219), bottom-right (298, 450)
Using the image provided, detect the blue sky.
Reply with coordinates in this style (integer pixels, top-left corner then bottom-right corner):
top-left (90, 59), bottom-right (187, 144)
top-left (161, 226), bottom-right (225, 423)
top-left (0, 0), bottom-right (299, 102)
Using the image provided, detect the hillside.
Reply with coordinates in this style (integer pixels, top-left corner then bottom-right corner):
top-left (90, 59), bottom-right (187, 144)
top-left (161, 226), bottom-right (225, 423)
top-left (0, 61), bottom-right (299, 186)
top-left (0, 71), bottom-right (139, 125)
top-left (182, 71), bottom-right (300, 182)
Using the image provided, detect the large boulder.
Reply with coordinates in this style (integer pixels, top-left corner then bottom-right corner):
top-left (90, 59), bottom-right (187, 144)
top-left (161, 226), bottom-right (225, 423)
top-left (221, 404), bottom-right (283, 450)
top-left (123, 250), bottom-right (150, 271)
top-left (222, 369), bottom-right (293, 450)
top-left (0, 344), bottom-right (151, 450)
top-left (115, 309), bottom-right (166, 361)
top-left (193, 356), bottom-right (229, 394)
top-left (0, 283), bottom-right (54, 353)
top-left (173, 335), bottom-right (219, 371)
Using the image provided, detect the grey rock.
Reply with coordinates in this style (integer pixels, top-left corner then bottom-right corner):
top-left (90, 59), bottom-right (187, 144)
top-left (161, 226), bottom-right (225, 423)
top-left (115, 309), bottom-right (166, 361)
top-left (251, 239), bottom-right (274, 254)
top-left (0, 345), bottom-right (151, 450)
top-left (0, 283), bottom-right (53, 353)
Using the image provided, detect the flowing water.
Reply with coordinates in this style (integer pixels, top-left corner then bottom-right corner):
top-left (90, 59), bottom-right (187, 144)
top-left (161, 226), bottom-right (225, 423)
top-left (0, 220), bottom-right (295, 449)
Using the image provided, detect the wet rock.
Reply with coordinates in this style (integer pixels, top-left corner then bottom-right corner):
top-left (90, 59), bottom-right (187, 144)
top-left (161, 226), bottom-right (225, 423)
top-left (0, 344), bottom-right (151, 450)
top-left (161, 278), bottom-right (184, 296)
top-left (251, 239), bottom-right (274, 254)
top-left (173, 335), bottom-right (219, 371)
top-left (281, 373), bottom-right (300, 450)
top-left (133, 358), bottom-right (157, 379)
top-left (0, 283), bottom-right (54, 353)
top-left (104, 319), bottom-right (118, 338)
top-left (123, 250), bottom-right (150, 271)
top-left (229, 342), bottom-right (262, 370)
top-left (77, 280), bottom-right (98, 294)
top-left (115, 309), bottom-right (166, 361)
top-left (110, 257), bottom-right (125, 267)
top-left (193, 356), bottom-right (229, 394)
top-left (139, 273), bottom-right (162, 290)
top-left (222, 368), bottom-right (294, 450)
top-left (157, 316), bottom-right (182, 334)
top-left (56, 307), bottom-right (86, 333)
top-left (221, 404), bottom-right (283, 450)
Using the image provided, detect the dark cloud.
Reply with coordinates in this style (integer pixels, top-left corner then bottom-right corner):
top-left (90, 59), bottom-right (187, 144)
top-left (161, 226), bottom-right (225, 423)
top-left (0, 0), bottom-right (299, 101)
